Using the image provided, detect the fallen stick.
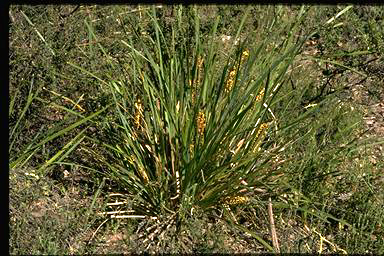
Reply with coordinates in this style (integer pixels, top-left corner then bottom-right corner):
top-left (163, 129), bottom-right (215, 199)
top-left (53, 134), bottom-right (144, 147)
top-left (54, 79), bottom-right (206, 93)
top-left (268, 197), bottom-right (280, 253)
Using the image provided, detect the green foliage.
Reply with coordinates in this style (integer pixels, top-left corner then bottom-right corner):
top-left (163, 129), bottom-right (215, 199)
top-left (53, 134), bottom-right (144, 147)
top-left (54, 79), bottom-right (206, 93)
top-left (78, 5), bottom-right (313, 232)
top-left (9, 6), bottom-right (109, 173)
top-left (9, 4), bottom-right (384, 254)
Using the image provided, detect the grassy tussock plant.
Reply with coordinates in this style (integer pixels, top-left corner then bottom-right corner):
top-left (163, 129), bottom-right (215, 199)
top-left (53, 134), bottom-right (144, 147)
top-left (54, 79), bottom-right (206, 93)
top-left (85, 5), bottom-right (315, 247)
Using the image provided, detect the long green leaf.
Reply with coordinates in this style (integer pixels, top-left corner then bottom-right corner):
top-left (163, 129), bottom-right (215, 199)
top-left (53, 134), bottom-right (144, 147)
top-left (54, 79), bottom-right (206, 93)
top-left (38, 127), bottom-right (87, 173)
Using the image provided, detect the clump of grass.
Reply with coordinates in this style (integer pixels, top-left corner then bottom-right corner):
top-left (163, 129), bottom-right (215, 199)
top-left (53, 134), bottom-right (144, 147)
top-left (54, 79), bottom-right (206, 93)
top-left (72, 5), bottom-right (324, 251)
top-left (10, 5), bottom-right (384, 254)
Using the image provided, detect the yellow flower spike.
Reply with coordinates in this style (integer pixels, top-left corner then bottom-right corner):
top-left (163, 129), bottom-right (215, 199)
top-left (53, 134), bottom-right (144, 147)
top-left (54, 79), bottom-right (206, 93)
top-left (240, 49), bottom-right (249, 64)
top-left (255, 88), bottom-right (265, 102)
top-left (256, 123), bottom-right (269, 137)
top-left (196, 56), bottom-right (204, 86)
top-left (192, 90), bottom-right (197, 105)
top-left (222, 195), bottom-right (249, 206)
top-left (134, 98), bottom-right (144, 130)
top-left (189, 143), bottom-right (195, 155)
top-left (225, 50), bottom-right (248, 94)
top-left (197, 55), bottom-right (204, 71)
top-left (197, 111), bottom-right (206, 136)
top-left (253, 122), bottom-right (270, 153)
top-left (190, 77), bottom-right (197, 105)
top-left (190, 56), bottom-right (204, 105)
top-left (225, 68), bottom-right (237, 93)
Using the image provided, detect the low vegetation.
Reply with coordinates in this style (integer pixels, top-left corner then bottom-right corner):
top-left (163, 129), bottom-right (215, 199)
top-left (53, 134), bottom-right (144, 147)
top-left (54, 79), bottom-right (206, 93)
top-left (9, 5), bottom-right (384, 254)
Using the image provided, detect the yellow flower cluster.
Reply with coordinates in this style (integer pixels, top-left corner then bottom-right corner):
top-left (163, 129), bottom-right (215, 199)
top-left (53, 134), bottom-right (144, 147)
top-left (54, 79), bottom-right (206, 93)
top-left (197, 55), bottom-right (204, 73)
top-left (189, 143), bottom-right (195, 156)
top-left (191, 81), bottom-right (196, 104)
top-left (225, 68), bottom-right (237, 93)
top-left (134, 98), bottom-right (144, 130)
top-left (225, 49), bottom-right (249, 93)
top-left (255, 88), bottom-right (265, 102)
top-left (253, 122), bottom-right (270, 153)
top-left (197, 111), bottom-right (206, 136)
top-left (240, 49), bottom-right (249, 64)
top-left (222, 195), bottom-right (249, 205)
top-left (191, 56), bottom-right (204, 104)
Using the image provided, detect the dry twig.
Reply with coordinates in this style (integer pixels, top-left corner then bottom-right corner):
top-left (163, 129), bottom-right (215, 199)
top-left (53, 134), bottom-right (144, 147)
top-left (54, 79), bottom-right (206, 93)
top-left (268, 197), bottom-right (280, 253)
